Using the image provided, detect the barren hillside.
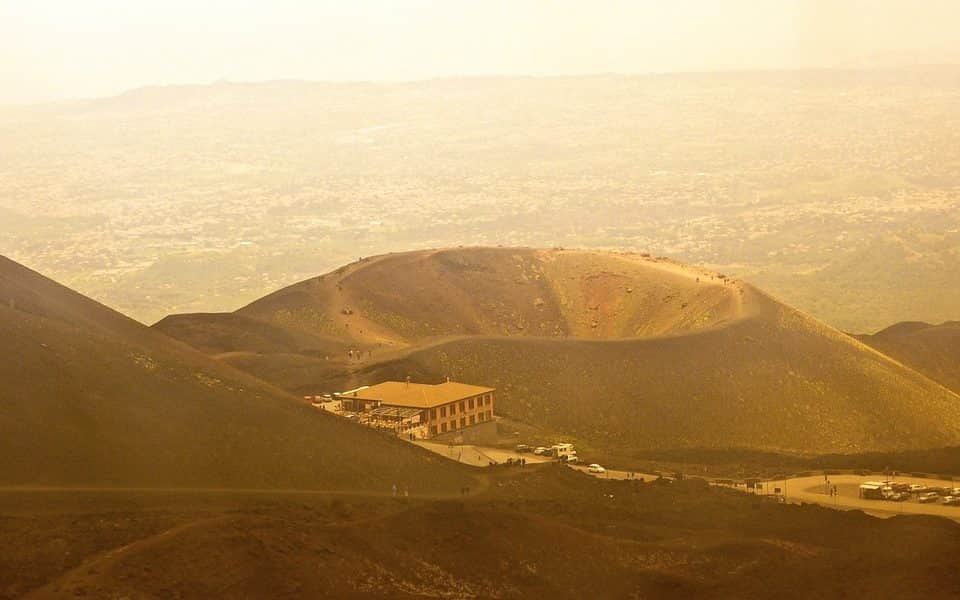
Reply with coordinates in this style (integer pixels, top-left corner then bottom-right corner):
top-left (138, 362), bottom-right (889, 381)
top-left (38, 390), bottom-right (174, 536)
top-left (856, 321), bottom-right (960, 395)
top-left (0, 256), bottom-right (470, 491)
top-left (193, 247), bottom-right (744, 345)
top-left (5, 467), bottom-right (960, 599)
top-left (156, 247), bottom-right (960, 455)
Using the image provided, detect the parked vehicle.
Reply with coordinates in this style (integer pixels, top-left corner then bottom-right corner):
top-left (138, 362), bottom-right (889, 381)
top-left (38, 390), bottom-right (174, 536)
top-left (550, 443), bottom-right (576, 460)
top-left (533, 447), bottom-right (549, 456)
top-left (515, 444), bottom-right (533, 453)
top-left (942, 496), bottom-right (960, 506)
top-left (908, 484), bottom-right (928, 494)
top-left (918, 492), bottom-right (940, 503)
top-left (565, 454), bottom-right (580, 463)
top-left (588, 463), bottom-right (606, 474)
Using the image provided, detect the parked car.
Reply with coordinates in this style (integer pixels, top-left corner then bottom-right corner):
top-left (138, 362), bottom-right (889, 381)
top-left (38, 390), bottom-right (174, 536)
top-left (918, 492), bottom-right (940, 503)
top-left (533, 447), bottom-right (549, 456)
top-left (565, 455), bottom-right (580, 463)
top-left (908, 484), bottom-right (927, 494)
top-left (587, 463), bottom-right (606, 474)
top-left (942, 496), bottom-right (960, 506)
top-left (885, 491), bottom-right (910, 502)
top-left (515, 444), bottom-right (533, 453)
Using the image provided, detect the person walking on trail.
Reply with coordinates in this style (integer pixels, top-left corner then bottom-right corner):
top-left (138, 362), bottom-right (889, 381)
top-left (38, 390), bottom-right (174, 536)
top-left (392, 484), bottom-right (397, 497)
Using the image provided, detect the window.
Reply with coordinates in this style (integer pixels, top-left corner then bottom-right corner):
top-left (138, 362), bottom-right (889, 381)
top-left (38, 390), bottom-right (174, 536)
top-left (470, 415), bottom-right (476, 425)
top-left (460, 418), bottom-right (466, 428)
top-left (469, 398), bottom-right (475, 409)
top-left (441, 423), bottom-right (448, 433)
top-left (459, 401), bottom-right (465, 412)
top-left (440, 406), bottom-right (446, 417)
top-left (431, 408), bottom-right (437, 420)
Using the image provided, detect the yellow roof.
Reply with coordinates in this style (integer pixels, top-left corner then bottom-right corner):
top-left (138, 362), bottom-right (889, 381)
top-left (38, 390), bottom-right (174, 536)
top-left (343, 381), bottom-right (494, 409)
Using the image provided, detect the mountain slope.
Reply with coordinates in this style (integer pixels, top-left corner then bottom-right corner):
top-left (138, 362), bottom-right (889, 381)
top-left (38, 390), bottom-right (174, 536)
top-left (233, 248), bottom-right (740, 345)
top-left (10, 468), bottom-right (960, 599)
top-left (335, 291), bottom-right (960, 454)
top-left (0, 256), bottom-right (470, 490)
top-left (9, 468), bottom-right (960, 599)
top-left (152, 311), bottom-right (360, 357)
top-left (856, 321), bottom-right (960, 395)
top-left (156, 247), bottom-right (960, 455)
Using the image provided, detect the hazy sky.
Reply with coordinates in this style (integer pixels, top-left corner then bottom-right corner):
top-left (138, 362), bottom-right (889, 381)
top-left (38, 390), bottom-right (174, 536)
top-left (2, 0), bottom-right (959, 104)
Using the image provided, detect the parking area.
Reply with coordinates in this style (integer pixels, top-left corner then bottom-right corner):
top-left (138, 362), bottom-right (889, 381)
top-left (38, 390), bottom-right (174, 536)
top-left (412, 441), bottom-right (556, 466)
top-left (769, 474), bottom-right (960, 521)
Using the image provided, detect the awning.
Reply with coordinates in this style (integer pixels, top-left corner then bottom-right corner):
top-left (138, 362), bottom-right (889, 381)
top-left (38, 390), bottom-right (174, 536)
top-left (368, 406), bottom-right (422, 419)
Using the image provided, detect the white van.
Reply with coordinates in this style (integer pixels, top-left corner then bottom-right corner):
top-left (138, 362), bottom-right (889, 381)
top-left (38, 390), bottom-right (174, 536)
top-left (551, 443), bottom-right (575, 459)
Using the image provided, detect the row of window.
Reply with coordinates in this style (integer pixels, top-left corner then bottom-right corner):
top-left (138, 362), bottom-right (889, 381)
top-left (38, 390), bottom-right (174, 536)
top-left (430, 411), bottom-right (494, 435)
top-left (430, 395), bottom-right (493, 420)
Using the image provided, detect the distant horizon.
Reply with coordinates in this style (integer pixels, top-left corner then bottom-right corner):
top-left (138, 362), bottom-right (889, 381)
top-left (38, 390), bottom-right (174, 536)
top-left (7, 61), bottom-right (960, 109)
top-left (4, 0), bottom-right (960, 105)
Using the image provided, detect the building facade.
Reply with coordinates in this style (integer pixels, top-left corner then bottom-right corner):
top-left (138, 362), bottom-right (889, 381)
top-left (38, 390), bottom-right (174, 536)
top-left (335, 380), bottom-right (495, 439)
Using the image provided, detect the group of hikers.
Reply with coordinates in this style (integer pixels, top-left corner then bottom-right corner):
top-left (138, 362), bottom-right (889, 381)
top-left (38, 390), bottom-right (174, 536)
top-left (825, 480), bottom-right (839, 496)
top-left (346, 349), bottom-right (371, 361)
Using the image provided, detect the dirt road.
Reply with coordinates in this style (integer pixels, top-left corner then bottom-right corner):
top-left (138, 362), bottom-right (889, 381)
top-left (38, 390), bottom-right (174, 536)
top-left (412, 442), bottom-right (666, 482)
top-left (566, 464), bottom-right (663, 481)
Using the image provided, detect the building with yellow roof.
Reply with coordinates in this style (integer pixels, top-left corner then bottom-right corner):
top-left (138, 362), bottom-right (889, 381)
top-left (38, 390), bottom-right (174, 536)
top-left (336, 380), bottom-right (495, 438)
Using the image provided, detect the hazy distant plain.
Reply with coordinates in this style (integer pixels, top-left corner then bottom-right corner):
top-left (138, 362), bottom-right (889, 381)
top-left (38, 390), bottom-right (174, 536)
top-left (2, 68), bottom-right (958, 331)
